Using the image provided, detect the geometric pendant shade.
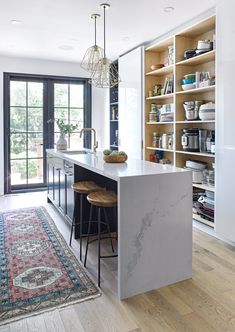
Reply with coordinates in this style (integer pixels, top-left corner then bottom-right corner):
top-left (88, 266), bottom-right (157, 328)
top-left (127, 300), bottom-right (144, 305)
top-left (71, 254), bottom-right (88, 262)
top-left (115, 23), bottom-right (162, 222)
top-left (89, 3), bottom-right (121, 88)
top-left (80, 14), bottom-right (104, 73)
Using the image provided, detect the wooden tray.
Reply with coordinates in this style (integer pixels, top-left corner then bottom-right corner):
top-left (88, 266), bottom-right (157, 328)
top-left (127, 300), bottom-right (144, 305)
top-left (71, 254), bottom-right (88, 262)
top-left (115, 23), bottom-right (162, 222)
top-left (103, 155), bottom-right (127, 163)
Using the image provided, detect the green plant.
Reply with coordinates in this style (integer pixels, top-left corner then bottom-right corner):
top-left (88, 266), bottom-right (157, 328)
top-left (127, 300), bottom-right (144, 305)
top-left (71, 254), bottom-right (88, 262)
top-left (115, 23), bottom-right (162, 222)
top-left (56, 119), bottom-right (78, 135)
top-left (47, 118), bottom-right (79, 135)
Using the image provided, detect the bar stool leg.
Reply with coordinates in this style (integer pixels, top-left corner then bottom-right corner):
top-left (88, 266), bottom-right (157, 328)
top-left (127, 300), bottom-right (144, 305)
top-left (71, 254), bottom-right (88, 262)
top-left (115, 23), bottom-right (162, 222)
top-left (69, 191), bottom-right (77, 246)
top-left (103, 208), bottom-right (114, 253)
top-left (79, 193), bottom-right (83, 261)
top-left (84, 204), bottom-right (93, 268)
top-left (98, 207), bottom-right (101, 287)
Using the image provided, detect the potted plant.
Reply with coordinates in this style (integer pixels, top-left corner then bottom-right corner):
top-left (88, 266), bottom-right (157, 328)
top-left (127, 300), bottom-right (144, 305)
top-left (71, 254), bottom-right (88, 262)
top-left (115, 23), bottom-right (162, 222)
top-left (48, 118), bottom-right (79, 150)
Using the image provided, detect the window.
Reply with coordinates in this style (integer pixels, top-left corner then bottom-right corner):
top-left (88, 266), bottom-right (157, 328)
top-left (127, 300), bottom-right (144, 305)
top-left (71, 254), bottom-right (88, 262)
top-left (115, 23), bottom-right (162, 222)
top-left (4, 73), bottom-right (91, 193)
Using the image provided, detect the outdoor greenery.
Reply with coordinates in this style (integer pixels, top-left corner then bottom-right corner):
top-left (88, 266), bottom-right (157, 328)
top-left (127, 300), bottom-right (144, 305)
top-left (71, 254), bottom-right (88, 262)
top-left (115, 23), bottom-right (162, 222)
top-left (10, 81), bottom-right (84, 183)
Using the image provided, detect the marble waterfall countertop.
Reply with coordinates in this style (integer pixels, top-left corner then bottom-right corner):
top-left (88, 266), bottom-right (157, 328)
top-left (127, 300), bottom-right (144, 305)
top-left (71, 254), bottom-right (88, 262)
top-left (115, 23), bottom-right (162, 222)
top-left (46, 149), bottom-right (188, 181)
top-left (47, 148), bottom-right (192, 299)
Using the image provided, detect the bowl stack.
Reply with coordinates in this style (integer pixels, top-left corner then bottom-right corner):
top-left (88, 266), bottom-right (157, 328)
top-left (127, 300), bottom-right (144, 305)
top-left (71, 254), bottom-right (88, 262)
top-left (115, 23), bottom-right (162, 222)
top-left (181, 73), bottom-right (196, 91)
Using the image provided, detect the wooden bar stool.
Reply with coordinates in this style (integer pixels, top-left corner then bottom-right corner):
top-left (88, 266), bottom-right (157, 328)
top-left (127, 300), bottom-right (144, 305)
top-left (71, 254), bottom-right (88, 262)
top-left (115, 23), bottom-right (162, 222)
top-left (70, 181), bottom-right (105, 261)
top-left (84, 190), bottom-right (118, 287)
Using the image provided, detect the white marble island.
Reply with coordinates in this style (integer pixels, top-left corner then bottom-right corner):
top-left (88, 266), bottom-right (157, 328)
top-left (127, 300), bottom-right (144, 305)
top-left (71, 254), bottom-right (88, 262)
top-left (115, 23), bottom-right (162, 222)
top-left (46, 149), bottom-right (192, 299)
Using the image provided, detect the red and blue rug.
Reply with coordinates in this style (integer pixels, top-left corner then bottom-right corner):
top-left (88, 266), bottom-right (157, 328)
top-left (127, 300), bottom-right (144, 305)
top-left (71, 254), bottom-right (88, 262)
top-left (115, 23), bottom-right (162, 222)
top-left (0, 206), bottom-right (100, 323)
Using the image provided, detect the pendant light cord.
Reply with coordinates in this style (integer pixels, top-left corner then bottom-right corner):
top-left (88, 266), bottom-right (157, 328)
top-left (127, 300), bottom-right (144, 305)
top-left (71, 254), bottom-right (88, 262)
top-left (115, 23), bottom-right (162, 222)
top-left (94, 15), bottom-right (97, 46)
top-left (103, 5), bottom-right (106, 58)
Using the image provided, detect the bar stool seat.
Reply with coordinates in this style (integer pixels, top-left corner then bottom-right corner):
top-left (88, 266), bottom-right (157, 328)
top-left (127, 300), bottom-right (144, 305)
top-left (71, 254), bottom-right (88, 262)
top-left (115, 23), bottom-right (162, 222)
top-left (87, 190), bottom-right (117, 207)
top-left (70, 181), bottom-right (105, 262)
top-left (84, 190), bottom-right (118, 287)
top-left (72, 181), bottom-right (104, 195)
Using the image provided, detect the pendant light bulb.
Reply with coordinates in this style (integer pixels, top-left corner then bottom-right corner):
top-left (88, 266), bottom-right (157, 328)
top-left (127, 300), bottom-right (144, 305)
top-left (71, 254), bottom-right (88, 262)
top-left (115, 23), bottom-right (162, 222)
top-left (80, 13), bottom-right (104, 73)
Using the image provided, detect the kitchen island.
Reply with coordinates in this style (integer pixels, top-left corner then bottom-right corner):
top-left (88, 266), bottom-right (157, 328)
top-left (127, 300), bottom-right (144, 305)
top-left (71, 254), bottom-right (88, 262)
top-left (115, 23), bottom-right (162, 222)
top-left (46, 149), bottom-right (192, 300)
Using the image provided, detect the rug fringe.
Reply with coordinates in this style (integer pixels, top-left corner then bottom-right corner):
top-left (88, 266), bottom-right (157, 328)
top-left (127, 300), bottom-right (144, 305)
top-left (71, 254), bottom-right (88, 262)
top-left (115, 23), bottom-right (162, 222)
top-left (0, 292), bottom-right (101, 326)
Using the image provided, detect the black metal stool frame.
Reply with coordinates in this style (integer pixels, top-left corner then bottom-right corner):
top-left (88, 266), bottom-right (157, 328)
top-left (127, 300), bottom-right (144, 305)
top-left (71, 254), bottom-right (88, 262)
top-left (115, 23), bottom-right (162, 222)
top-left (84, 204), bottom-right (118, 287)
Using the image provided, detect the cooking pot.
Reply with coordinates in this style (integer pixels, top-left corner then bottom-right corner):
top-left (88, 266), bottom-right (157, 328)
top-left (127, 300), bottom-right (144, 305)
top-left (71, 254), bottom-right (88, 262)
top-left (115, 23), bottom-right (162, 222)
top-left (181, 128), bottom-right (199, 152)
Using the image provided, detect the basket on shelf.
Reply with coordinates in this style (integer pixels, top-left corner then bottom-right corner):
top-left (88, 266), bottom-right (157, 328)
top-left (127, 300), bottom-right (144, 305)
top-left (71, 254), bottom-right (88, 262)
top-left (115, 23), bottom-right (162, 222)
top-left (103, 154), bottom-right (128, 163)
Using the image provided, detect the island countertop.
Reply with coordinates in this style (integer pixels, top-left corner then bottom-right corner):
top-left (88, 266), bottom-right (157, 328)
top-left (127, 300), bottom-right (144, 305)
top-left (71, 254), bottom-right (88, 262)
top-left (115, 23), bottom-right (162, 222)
top-left (46, 149), bottom-right (188, 181)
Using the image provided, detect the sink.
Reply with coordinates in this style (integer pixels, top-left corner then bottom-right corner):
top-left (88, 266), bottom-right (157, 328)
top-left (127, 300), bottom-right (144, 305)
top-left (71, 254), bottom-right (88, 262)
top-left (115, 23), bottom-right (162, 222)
top-left (59, 150), bottom-right (88, 155)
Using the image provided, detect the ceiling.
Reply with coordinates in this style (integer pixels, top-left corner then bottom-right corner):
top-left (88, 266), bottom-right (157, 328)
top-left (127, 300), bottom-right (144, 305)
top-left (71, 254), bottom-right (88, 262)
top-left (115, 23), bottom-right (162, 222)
top-left (0, 0), bottom-right (216, 63)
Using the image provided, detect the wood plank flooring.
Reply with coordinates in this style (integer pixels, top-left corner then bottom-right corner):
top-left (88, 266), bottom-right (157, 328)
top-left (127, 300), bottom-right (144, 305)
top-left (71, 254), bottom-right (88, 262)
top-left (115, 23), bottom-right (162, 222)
top-left (1, 192), bottom-right (235, 331)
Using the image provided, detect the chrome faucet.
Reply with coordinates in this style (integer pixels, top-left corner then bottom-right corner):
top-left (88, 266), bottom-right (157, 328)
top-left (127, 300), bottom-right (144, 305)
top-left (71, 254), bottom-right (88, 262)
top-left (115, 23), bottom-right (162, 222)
top-left (80, 128), bottom-right (98, 153)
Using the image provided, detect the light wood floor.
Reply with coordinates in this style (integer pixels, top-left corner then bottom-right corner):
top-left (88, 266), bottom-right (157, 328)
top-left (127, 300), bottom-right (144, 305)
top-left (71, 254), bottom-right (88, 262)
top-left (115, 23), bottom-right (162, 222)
top-left (1, 192), bottom-right (235, 332)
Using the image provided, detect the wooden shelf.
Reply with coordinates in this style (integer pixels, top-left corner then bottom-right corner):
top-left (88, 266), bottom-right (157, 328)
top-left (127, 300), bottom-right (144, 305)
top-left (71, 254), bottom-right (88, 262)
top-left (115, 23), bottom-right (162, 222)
top-left (146, 36), bottom-right (174, 52)
top-left (146, 121), bottom-right (174, 125)
top-left (193, 213), bottom-right (214, 228)
top-left (176, 50), bottom-right (215, 66)
top-left (110, 145), bottom-right (118, 148)
top-left (176, 150), bottom-right (215, 158)
top-left (176, 120), bottom-right (215, 124)
top-left (193, 183), bottom-right (215, 192)
top-left (110, 120), bottom-right (118, 122)
top-left (146, 147), bottom-right (174, 152)
top-left (110, 102), bottom-right (118, 106)
top-left (176, 85), bottom-right (215, 95)
top-left (146, 93), bottom-right (174, 101)
top-left (146, 64), bottom-right (174, 77)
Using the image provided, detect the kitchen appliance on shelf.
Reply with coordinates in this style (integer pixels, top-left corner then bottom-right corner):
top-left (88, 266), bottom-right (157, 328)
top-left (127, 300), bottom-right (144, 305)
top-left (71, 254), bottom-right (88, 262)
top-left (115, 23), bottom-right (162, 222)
top-left (181, 128), bottom-right (200, 152)
top-left (183, 101), bottom-right (204, 120)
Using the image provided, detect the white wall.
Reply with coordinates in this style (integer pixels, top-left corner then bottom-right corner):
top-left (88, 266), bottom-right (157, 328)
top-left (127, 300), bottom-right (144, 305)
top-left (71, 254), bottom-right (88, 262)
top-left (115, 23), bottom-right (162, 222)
top-left (215, 0), bottom-right (235, 243)
top-left (0, 55), bottom-right (109, 195)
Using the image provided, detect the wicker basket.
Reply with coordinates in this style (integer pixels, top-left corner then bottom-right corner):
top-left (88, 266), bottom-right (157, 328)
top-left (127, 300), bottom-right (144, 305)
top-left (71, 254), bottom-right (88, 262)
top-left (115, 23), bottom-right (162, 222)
top-left (103, 154), bottom-right (128, 163)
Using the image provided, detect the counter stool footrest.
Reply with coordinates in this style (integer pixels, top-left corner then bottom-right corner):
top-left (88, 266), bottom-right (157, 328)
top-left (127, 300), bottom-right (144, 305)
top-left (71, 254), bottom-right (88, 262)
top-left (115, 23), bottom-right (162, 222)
top-left (100, 254), bottom-right (118, 258)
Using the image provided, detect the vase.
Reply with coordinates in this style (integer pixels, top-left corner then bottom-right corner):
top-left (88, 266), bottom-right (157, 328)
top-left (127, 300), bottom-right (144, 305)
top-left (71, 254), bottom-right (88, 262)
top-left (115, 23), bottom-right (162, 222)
top-left (56, 134), bottom-right (67, 150)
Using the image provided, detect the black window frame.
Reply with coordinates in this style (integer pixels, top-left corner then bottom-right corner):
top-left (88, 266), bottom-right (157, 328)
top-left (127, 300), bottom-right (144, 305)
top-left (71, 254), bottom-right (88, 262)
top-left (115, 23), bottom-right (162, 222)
top-left (4, 72), bottom-right (91, 194)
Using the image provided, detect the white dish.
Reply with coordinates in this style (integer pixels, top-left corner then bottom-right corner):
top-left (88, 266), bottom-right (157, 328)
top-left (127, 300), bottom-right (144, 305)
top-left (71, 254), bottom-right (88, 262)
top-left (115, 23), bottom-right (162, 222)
top-left (181, 84), bottom-right (195, 91)
top-left (186, 160), bottom-right (207, 170)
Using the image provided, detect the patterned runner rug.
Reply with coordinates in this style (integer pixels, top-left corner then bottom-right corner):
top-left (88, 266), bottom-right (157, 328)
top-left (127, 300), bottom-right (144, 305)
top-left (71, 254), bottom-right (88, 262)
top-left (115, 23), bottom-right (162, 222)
top-left (0, 206), bottom-right (100, 324)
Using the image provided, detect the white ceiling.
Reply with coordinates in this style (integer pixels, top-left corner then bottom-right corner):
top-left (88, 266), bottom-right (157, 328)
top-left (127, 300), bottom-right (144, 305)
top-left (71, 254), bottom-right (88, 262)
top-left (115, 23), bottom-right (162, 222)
top-left (0, 0), bottom-right (216, 63)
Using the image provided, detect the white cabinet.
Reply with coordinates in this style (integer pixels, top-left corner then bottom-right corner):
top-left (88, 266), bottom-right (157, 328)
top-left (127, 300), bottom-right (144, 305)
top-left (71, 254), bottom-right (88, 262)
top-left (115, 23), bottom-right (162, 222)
top-left (216, 0), bottom-right (235, 243)
top-left (118, 47), bottom-right (143, 159)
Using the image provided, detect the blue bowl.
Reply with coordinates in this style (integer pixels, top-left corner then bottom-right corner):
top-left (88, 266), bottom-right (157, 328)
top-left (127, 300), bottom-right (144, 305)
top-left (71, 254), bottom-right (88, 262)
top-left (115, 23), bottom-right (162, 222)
top-left (182, 79), bottom-right (195, 84)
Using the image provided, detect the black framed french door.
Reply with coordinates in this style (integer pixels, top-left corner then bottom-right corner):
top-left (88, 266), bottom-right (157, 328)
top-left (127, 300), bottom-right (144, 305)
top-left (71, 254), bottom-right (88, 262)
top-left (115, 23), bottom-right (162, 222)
top-left (4, 73), bottom-right (91, 194)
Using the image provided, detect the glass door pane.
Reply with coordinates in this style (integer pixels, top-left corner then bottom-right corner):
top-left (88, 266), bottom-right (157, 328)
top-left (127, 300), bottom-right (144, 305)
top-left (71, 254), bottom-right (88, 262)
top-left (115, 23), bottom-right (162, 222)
top-left (9, 80), bottom-right (45, 188)
top-left (54, 83), bottom-right (84, 149)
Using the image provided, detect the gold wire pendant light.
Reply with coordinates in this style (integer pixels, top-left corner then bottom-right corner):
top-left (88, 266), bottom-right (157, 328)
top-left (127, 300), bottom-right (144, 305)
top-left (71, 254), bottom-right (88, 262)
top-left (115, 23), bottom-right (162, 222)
top-left (90, 3), bottom-right (121, 88)
top-left (80, 14), bottom-right (104, 73)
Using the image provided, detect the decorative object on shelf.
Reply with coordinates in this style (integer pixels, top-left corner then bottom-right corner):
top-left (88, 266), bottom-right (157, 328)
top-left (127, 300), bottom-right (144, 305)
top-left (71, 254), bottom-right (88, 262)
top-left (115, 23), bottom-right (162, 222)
top-left (48, 119), bottom-right (79, 150)
top-left (103, 149), bottom-right (127, 163)
top-left (81, 14), bottom-right (104, 73)
top-left (90, 3), bottom-right (121, 88)
top-left (167, 45), bottom-right (174, 65)
top-left (0, 207), bottom-right (100, 323)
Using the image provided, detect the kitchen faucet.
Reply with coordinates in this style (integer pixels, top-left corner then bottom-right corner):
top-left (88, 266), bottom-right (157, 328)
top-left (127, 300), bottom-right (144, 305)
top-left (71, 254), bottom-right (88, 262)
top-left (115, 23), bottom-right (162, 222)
top-left (80, 128), bottom-right (98, 153)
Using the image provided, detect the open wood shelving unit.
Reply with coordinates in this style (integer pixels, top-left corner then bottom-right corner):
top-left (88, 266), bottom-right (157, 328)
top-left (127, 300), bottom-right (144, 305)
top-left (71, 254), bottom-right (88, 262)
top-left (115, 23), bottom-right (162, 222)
top-left (144, 15), bottom-right (216, 229)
